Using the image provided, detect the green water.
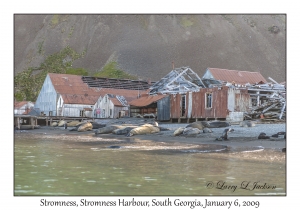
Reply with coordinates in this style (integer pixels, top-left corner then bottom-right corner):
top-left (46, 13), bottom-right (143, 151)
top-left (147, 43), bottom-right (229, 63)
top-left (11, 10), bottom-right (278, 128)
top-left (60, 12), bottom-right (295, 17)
top-left (14, 133), bottom-right (286, 196)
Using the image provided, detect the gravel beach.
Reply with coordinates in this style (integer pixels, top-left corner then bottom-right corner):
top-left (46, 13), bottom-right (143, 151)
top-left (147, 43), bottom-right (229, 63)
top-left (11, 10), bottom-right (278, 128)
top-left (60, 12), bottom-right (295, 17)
top-left (15, 119), bottom-right (286, 151)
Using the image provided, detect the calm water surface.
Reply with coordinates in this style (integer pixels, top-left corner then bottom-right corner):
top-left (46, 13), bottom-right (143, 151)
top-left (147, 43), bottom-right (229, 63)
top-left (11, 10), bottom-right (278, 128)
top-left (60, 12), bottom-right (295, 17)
top-left (14, 133), bottom-right (286, 196)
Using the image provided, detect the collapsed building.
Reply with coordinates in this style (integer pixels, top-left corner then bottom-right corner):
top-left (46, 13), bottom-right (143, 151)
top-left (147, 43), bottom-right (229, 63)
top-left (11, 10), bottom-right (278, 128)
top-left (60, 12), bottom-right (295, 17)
top-left (130, 67), bottom-right (286, 122)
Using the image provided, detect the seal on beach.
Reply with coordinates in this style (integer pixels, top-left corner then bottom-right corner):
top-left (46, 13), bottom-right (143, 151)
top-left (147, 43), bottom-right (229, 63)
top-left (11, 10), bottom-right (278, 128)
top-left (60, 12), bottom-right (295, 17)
top-left (173, 127), bottom-right (185, 136)
top-left (186, 121), bottom-right (205, 130)
top-left (215, 128), bottom-right (234, 141)
top-left (126, 124), bottom-right (160, 137)
top-left (204, 121), bottom-right (230, 128)
top-left (258, 132), bottom-right (270, 139)
top-left (183, 127), bottom-right (201, 136)
top-left (77, 122), bottom-right (93, 132)
top-left (95, 125), bottom-right (124, 135)
top-left (51, 122), bottom-right (58, 127)
top-left (58, 120), bottom-right (67, 127)
top-left (112, 126), bottom-right (137, 135)
top-left (91, 122), bottom-right (106, 129)
top-left (67, 121), bottom-right (81, 127)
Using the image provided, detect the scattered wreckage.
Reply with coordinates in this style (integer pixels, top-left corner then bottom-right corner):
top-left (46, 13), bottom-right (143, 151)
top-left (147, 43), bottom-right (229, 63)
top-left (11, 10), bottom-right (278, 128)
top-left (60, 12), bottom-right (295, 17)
top-left (245, 77), bottom-right (286, 122)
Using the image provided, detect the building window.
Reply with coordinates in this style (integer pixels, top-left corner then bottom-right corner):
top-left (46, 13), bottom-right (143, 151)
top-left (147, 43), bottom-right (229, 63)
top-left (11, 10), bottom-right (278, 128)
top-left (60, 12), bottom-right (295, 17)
top-left (80, 110), bottom-right (84, 117)
top-left (102, 109), bottom-right (105, 118)
top-left (110, 109), bottom-right (112, 117)
top-left (49, 111), bottom-right (52, 116)
top-left (181, 95), bottom-right (186, 117)
top-left (206, 93), bottom-right (212, 108)
top-left (105, 96), bottom-right (108, 103)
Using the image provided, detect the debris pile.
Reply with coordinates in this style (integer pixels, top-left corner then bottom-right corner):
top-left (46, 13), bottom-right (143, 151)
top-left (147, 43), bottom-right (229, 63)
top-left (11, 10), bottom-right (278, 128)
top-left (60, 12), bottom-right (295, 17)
top-left (246, 77), bottom-right (286, 121)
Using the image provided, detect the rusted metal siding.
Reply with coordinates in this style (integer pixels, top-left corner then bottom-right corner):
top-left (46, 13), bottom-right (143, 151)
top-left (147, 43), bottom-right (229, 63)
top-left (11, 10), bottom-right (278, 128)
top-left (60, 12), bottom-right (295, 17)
top-left (170, 87), bottom-right (230, 119)
top-left (191, 87), bottom-right (228, 118)
top-left (157, 95), bottom-right (170, 121)
top-left (170, 94), bottom-right (182, 118)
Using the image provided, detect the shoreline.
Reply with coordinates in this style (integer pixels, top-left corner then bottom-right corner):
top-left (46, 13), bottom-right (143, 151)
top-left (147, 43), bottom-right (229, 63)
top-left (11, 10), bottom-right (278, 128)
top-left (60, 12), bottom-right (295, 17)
top-left (15, 122), bottom-right (286, 151)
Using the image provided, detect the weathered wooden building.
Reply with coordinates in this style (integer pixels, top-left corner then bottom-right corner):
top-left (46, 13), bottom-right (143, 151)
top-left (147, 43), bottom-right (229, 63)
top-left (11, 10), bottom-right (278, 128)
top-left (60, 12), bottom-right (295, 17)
top-left (34, 73), bottom-right (148, 118)
top-left (129, 86), bottom-right (250, 122)
top-left (96, 94), bottom-right (129, 118)
top-left (34, 73), bottom-right (101, 117)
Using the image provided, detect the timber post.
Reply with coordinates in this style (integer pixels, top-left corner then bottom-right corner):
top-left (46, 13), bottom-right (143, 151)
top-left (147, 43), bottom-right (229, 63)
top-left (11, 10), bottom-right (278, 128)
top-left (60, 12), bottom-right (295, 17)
top-left (31, 117), bottom-right (34, 129)
top-left (17, 117), bottom-right (20, 130)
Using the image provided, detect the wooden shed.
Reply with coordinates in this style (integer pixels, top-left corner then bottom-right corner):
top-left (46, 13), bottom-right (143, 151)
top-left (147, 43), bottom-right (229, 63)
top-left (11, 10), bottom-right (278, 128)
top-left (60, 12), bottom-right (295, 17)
top-left (170, 86), bottom-right (251, 122)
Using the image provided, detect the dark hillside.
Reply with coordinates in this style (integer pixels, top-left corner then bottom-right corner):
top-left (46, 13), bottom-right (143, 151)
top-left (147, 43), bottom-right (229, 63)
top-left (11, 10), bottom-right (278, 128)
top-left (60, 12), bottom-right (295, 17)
top-left (14, 14), bottom-right (286, 82)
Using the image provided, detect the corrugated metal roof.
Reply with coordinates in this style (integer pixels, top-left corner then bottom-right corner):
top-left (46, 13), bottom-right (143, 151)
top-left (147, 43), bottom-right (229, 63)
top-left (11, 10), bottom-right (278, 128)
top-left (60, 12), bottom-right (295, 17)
top-left (207, 68), bottom-right (267, 85)
top-left (129, 94), bottom-right (168, 107)
top-left (49, 73), bottom-right (101, 96)
top-left (48, 73), bottom-right (147, 105)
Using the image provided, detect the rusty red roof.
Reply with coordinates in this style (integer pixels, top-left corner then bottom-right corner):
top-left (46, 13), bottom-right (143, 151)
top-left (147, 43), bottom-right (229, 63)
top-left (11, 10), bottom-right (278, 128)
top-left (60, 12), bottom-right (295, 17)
top-left (129, 94), bottom-right (168, 107)
top-left (14, 101), bottom-right (34, 109)
top-left (48, 73), bottom-right (147, 105)
top-left (206, 68), bottom-right (267, 85)
top-left (48, 73), bottom-right (101, 96)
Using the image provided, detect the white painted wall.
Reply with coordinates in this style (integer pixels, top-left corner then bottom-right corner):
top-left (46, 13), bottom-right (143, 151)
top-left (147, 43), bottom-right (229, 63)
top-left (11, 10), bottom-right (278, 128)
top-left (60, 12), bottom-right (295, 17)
top-left (63, 104), bottom-right (94, 117)
top-left (98, 95), bottom-right (114, 118)
top-left (34, 75), bottom-right (57, 116)
top-left (227, 88), bottom-right (235, 112)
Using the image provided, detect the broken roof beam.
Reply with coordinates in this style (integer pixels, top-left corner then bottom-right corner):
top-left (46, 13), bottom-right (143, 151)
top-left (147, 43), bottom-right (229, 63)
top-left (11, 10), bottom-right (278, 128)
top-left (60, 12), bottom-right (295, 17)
top-left (279, 102), bottom-right (286, 119)
top-left (268, 77), bottom-right (279, 84)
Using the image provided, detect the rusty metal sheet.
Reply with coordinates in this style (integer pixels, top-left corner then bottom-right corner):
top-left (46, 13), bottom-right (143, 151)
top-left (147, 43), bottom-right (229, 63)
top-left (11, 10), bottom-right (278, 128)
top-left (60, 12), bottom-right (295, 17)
top-left (191, 87), bottom-right (228, 118)
top-left (206, 68), bottom-right (268, 85)
top-left (170, 94), bottom-right (181, 118)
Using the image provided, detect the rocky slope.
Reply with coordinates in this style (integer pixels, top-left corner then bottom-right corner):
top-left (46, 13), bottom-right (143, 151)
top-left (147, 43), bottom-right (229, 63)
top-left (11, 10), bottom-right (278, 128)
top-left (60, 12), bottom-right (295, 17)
top-left (14, 14), bottom-right (286, 82)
